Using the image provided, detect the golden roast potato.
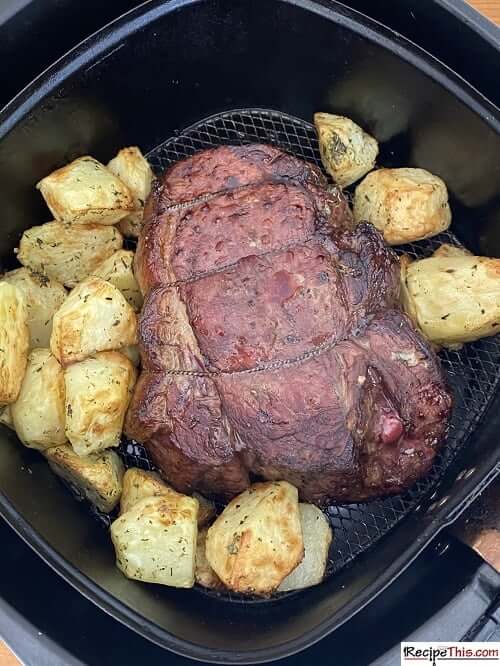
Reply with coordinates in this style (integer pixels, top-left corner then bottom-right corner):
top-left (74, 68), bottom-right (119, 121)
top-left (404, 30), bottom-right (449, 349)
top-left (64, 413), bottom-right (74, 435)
top-left (2, 268), bottom-right (67, 348)
top-left (278, 504), bottom-right (332, 592)
top-left (111, 493), bottom-right (198, 588)
top-left (37, 156), bottom-right (134, 225)
top-left (195, 528), bottom-right (224, 590)
top-left (120, 468), bottom-right (172, 515)
top-left (92, 250), bottom-right (143, 311)
top-left (353, 167), bottom-right (451, 245)
top-left (314, 112), bottom-right (378, 188)
top-left (206, 481), bottom-right (303, 595)
top-left (64, 351), bottom-right (136, 455)
top-left (401, 254), bottom-right (500, 347)
top-left (11, 349), bottom-right (66, 450)
top-left (0, 406), bottom-right (13, 429)
top-left (194, 492), bottom-right (217, 529)
top-left (44, 445), bottom-right (124, 512)
top-left (50, 277), bottom-right (137, 365)
top-left (117, 212), bottom-right (144, 240)
top-left (0, 283), bottom-right (29, 405)
top-left (120, 468), bottom-right (215, 527)
top-left (432, 243), bottom-right (471, 259)
top-left (17, 222), bottom-right (123, 288)
top-left (107, 147), bottom-right (153, 238)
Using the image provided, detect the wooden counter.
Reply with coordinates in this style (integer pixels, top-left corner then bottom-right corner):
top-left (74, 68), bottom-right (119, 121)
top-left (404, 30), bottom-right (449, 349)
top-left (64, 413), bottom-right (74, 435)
top-left (473, 0), bottom-right (500, 22)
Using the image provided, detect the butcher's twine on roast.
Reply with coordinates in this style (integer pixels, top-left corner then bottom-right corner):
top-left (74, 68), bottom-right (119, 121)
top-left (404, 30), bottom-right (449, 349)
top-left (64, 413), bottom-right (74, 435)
top-left (125, 144), bottom-right (452, 504)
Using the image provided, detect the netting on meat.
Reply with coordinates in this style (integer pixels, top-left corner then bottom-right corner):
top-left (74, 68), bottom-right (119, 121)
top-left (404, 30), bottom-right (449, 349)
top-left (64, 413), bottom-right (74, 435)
top-left (78, 109), bottom-right (500, 596)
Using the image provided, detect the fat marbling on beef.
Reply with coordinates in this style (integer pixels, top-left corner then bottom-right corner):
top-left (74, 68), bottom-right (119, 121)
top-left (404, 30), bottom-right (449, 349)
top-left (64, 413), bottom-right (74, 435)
top-left (126, 144), bottom-right (451, 504)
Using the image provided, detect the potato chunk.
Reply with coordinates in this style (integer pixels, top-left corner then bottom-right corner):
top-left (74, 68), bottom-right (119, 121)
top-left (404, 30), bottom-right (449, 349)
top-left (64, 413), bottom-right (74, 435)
top-left (432, 243), bottom-right (471, 259)
top-left (118, 212), bottom-right (144, 240)
top-left (206, 481), bottom-right (303, 595)
top-left (0, 406), bottom-right (13, 429)
top-left (11, 349), bottom-right (66, 450)
top-left (64, 352), bottom-right (136, 455)
top-left (0, 283), bottom-right (29, 405)
top-left (196, 528), bottom-right (224, 590)
top-left (111, 493), bottom-right (198, 587)
top-left (2, 268), bottom-right (67, 347)
top-left (278, 504), bottom-right (332, 592)
top-left (17, 222), bottom-right (123, 288)
top-left (44, 445), bottom-right (124, 512)
top-left (353, 168), bottom-right (451, 245)
top-left (92, 250), bottom-right (143, 311)
top-left (120, 469), bottom-right (215, 530)
top-left (37, 156), bottom-right (134, 225)
top-left (50, 277), bottom-right (137, 365)
top-left (401, 254), bottom-right (500, 347)
top-left (120, 468), bottom-right (172, 515)
top-left (107, 147), bottom-right (153, 238)
top-left (314, 112), bottom-right (378, 188)
top-left (194, 492), bottom-right (217, 529)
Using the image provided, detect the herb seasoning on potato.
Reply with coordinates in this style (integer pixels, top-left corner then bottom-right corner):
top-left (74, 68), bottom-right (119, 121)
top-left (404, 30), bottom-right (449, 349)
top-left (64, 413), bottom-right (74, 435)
top-left (315, 112), bottom-right (378, 188)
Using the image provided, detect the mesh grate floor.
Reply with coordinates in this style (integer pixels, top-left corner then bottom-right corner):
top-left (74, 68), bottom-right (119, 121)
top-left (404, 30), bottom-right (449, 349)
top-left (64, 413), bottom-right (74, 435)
top-left (91, 109), bottom-right (500, 596)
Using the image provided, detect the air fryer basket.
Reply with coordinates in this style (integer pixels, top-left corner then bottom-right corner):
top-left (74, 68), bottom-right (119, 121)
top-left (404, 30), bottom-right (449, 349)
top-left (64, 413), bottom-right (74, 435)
top-left (0, 0), bottom-right (499, 662)
top-left (95, 108), bottom-right (499, 595)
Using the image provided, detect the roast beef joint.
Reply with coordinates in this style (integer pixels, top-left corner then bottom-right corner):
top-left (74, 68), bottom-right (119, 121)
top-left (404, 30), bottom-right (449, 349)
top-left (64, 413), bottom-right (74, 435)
top-left (126, 144), bottom-right (452, 504)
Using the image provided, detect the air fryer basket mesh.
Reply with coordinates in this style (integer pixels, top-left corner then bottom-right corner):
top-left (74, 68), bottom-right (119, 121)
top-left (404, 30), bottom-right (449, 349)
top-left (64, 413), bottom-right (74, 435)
top-left (95, 109), bottom-right (500, 594)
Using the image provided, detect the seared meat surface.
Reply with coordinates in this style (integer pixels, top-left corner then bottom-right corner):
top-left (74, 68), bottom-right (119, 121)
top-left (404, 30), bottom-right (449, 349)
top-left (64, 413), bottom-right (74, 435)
top-left (127, 144), bottom-right (451, 504)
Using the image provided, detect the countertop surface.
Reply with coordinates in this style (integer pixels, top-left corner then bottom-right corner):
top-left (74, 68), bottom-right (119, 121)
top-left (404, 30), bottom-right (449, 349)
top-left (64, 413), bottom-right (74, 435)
top-left (474, 0), bottom-right (500, 21)
top-left (0, 0), bottom-right (499, 664)
top-left (0, 643), bottom-right (16, 665)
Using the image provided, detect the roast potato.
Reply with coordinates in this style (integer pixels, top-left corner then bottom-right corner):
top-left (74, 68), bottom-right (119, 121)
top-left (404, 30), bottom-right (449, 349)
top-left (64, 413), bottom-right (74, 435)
top-left (0, 406), bottom-right (13, 429)
top-left (107, 147), bottom-right (153, 238)
top-left (111, 493), bottom-right (199, 587)
top-left (11, 349), bottom-right (66, 450)
top-left (194, 492), bottom-right (217, 529)
top-left (2, 268), bottom-right (67, 347)
top-left (314, 112), bottom-right (378, 188)
top-left (17, 222), bottom-right (123, 288)
top-left (278, 504), bottom-right (332, 592)
top-left (64, 351), bottom-right (137, 455)
top-left (206, 481), bottom-right (303, 595)
top-left (50, 277), bottom-right (137, 365)
top-left (0, 283), bottom-right (29, 405)
top-left (44, 445), bottom-right (124, 512)
top-left (195, 528), bottom-right (224, 590)
top-left (353, 167), bottom-right (451, 245)
top-left (120, 469), bottom-right (214, 527)
top-left (92, 250), bottom-right (143, 311)
top-left (36, 156), bottom-right (134, 225)
top-left (120, 468), bottom-right (171, 515)
top-left (401, 254), bottom-right (500, 347)
top-left (432, 243), bottom-right (471, 259)
top-left (117, 212), bottom-right (144, 240)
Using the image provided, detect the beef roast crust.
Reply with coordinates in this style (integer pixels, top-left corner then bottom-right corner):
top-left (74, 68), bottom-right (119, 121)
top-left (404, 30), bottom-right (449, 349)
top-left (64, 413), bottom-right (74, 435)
top-left (159, 144), bottom-right (328, 207)
top-left (135, 146), bottom-right (352, 293)
top-left (127, 144), bottom-right (452, 504)
top-left (129, 372), bottom-right (249, 499)
top-left (218, 310), bottom-right (450, 502)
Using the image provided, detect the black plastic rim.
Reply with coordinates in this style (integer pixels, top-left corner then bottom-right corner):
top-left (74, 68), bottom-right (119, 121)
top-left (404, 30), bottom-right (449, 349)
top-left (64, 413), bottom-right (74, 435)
top-left (0, 0), bottom-right (499, 663)
top-left (435, 0), bottom-right (500, 49)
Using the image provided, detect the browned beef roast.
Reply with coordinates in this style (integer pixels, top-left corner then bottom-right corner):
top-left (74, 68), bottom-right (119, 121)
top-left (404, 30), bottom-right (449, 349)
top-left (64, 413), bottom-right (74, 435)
top-left (127, 144), bottom-right (452, 504)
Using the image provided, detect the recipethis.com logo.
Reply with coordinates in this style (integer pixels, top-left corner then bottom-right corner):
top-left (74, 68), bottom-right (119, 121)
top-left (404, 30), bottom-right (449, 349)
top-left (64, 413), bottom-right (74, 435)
top-left (401, 643), bottom-right (500, 666)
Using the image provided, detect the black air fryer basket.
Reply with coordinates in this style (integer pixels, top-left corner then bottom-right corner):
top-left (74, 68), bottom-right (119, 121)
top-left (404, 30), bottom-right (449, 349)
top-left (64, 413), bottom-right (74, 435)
top-left (0, 0), bottom-right (499, 663)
